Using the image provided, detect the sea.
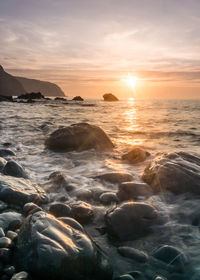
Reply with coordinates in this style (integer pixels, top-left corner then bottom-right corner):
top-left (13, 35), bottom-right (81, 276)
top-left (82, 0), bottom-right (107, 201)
top-left (1, 98), bottom-right (200, 278)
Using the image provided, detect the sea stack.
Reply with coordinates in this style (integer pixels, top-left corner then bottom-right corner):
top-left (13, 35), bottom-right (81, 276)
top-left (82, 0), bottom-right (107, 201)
top-left (103, 93), bottom-right (119, 101)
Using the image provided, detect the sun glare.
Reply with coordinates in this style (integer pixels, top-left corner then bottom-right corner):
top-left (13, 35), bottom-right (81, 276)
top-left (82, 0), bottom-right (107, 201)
top-left (125, 74), bottom-right (138, 89)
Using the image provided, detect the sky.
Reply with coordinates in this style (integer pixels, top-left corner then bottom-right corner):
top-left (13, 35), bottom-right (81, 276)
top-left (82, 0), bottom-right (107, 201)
top-left (0, 0), bottom-right (200, 99)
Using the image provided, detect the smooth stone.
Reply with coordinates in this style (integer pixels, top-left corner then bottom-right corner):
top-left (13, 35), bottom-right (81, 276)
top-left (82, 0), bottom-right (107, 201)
top-left (118, 247), bottom-right (149, 263)
top-left (11, 271), bottom-right (29, 280)
top-left (105, 202), bottom-right (158, 241)
top-left (13, 211), bottom-right (112, 280)
top-left (3, 160), bottom-right (28, 179)
top-left (154, 277), bottom-right (167, 280)
top-left (45, 122), bottom-right (114, 152)
top-left (58, 217), bottom-right (84, 232)
top-left (6, 231), bottom-right (18, 241)
top-left (0, 212), bottom-right (22, 231)
top-left (0, 174), bottom-right (48, 207)
top-left (114, 275), bottom-right (135, 280)
top-left (142, 152), bottom-right (200, 195)
top-left (117, 182), bottom-right (153, 201)
top-left (4, 265), bottom-right (15, 277)
top-left (0, 149), bottom-right (15, 158)
top-left (0, 227), bottom-right (5, 237)
top-left (99, 192), bottom-right (119, 205)
top-left (23, 202), bottom-right (42, 216)
top-left (0, 237), bottom-right (12, 248)
top-left (152, 245), bottom-right (188, 267)
top-left (69, 201), bottom-right (94, 224)
top-left (122, 148), bottom-right (150, 164)
top-left (95, 172), bottom-right (134, 184)
top-left (92, 187), bottom-right (107, 201)
top-left (75, 189), bottom-right (92, 201)
top-left (0, 157), bottom-right (7, 172)
top-left (0, 248), bottom-right (11, 263)
top-left (49, 203), bottom-right (71, 218)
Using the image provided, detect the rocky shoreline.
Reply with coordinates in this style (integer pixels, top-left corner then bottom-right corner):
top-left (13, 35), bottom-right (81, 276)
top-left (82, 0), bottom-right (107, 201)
top-left (0, 123), bottom-right (199, 279)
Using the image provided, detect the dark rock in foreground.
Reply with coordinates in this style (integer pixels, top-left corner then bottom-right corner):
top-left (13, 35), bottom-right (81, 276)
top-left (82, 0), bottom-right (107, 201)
top-left (103, 93), bottom-right (119, 101)
top-left (0, 149), bottom-right (16, 157)
top-left (94, 172), bottom-right (133, 184)
top-left (72, 96), bottom-right (84, 101)
top-left (0, 175), bottom-right (48, 207)
top-left (3, 160), bottom-right (28, 179)
top-left (14, 211), bottom-right (112, 280)
top-left (142, 152), bottom-right (200, 195)
top-left (18, 92), bottom-right (44, 100)
top-left (122, 147), bottom-right (150, 164)
top-left (45, 123), bottom-right (114, 152)
top-left (105, 202), bottom-right (158, 241)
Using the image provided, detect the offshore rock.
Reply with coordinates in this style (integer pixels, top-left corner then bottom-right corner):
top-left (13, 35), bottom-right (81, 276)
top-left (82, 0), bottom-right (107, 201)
top-left (142, 152), bottom-right (200, 195)
top-left (72, 96), bottom-right (84, 101)
top-left (103, 93), bottom-right (119, 101)
top-left (45, 123), bottom-right (114, 152)
top-left (18, 92), bottom-right (44, 99)
top-left (105, 202), bottom-right (158, 241)
top-left (122, 147), bottom-right (150, 164)
top-left (14, 211), bottom-right (112, 280)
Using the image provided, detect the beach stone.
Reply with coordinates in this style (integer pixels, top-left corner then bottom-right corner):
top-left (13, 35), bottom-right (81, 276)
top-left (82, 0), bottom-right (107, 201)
top-left (99, 192), bottom-right (119, 205)
top-left (103, 93), bottom-right (119, 101)
top-left (11, 272), bottom-right (29, 280)
top-left (118, 247), bottom-right (149, 263)
top-left (49, 202), bottom-right (71, 218)
top-left (105, 202), bottom-right (158, 241)
top-left (117, 182), bottom-right (153, 201)
top-left (13, 211), bottom-right (112, 280)
top-left (0, 201), bottom-right (7, 211)
top-left (0, 158), bottom-right (7, 172)
top-left (0, 149), bottom-right (15, 158)
top-left (122, 147), bottom-right (150, 164)
top-left (0, 237), bottom-right (12, 248)
top-left (69, 201), bottom-right (94, 224)
top-left (45, 122), bottom-right (114, 152)
top-left (3, 160), bottom-right (28, 179)
top-left (95, 172), bottom-right (134, 184)
top-left (6, 231), bottom-right (18, 241)
top-left (48, 171), bottom-right (74, 192)
top-left (23, 202), bottom-right (42, 216)
top-left (0, 174), bottom-right (48, 207)
top-left (92, 187), bottom-right (107, 201)
top-left (0, 227), bottom-right (5, 237)
top-left (152, 245), bottom-right (188, 267)
top-left (114, 275), bottom-right (135, 280)
top-left (142, 152), bottom-right (200, 195)
top-left (0, 212), bottom-right (22, 231)
top-left (75, 189), bottom-right (92, 201)
top-left (58, 217), bottom-right (84, 232)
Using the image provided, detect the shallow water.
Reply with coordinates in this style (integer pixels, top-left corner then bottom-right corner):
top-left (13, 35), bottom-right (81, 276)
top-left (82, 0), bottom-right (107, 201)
top-left (1, 98), bottom-right (200, 278)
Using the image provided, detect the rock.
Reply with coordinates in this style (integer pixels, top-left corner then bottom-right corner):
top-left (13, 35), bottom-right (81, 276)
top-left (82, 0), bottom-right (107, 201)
top-left (105, 202), bottom-right (158, 241)
top-left (122, 148), bottom-right (150, 164)
top-left (117, 182), bottom-right (153, 201)
top-left (118, 247), bottom-right (148, 263)
top-left (4, 266), bottom-right (15, 277)
top-left (103, 93), bottom-right (119, 101)
top-left (58, 217), bottom-right (84, 232)
top-left (0, 95), bottom-right (13, 102)
top-left (99, 192), bottom-right (119, 205)
top-left (0, 201), bottom-right (7, 211)
top-left (0, 174), bottom-right (48, 207)
top-left (49, 203), bottom-right (71, 218)
top-left (18, 92), bottom-right (44, 99)
top-left (152, 245), bottom-right (188, 267)
top-left (0, 149), bottom-right (15, 158)
top-left (91, 187), bottom-right (107, 201)
top-left (45, 123), bottom-right (114, 152)
top-left (0, 158), bottom-right (7, 172)
top-left (95, 172), bottom-right (134, 184)
top-left (0, 248), bottom-right (11, 263)
top-left (69, 201), bottom-right (94, 224)
top-left (13, 211), bottom-right (112, 280)
top-left (142, 152), bottom-right (200, 195)
top-left (23, 202), bottom-right (42, 216)
top-left (3, 160), bottom-right (28, 179)
top-left (114, 275), bottom-right (135, 280)
top-left (47, 171), bottom-right (74, 192)
top-left (154, 277), bottom-right (166, 280)
top-left (0, 227), bottom-right (5, 237)
top-left (55, 97), bottom-right (66, 101)
top-left (0, 212), bottom-right (23, 231)
top-left (72, 96), bottom-right (84, 101)
top-left (75, 189), bottom-right (92, 201)
top-left (11, 271), bottom-right (29, 280)
top-left (6, 231), bottom-right (18, 241)
top-left (128, 271), bottom-right (145, 280)
top-left (0, 237), bottom-right (12, 248)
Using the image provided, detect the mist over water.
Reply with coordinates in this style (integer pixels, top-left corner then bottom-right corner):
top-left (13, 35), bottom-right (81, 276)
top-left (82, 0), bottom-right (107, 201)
top-left (1, 98), bottom-right (200, 278)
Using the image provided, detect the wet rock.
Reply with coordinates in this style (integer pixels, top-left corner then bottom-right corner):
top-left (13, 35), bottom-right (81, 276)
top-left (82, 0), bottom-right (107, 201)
top-left (118, 247), bottom-right (149, 263)
top-left (58, 217), bottom-right (84, 232)
top-left (92, 187), bottom-right (107, 201)
top-left (55, 97), bottom-right (66, 101)
top-left (3, 160), bottom-right (28, 179)
top-left (99, 192), bottom-right (119, 205)
top-left (114, 275), bottom-right (135, 280)
top-left (11, 271), bottom-right (29, 280)
top-left (154, 277), bottom-right (166, 280)
top-left (152, 245), bottom-right (188, 268)
top-left (13, 211), bottom-right (112, 280)
top-left (0, 174), bottom-right (48, 207)
top-left (128, 271), bottom-right (145, 280)
top-left (23, 202), bottom-right (42, 216)
top-left (0, 227), bottom-right (5, 237)
top-left (142, 152), bottom-right (200, 195)
top-left (122, 148), bottom-right (150, 164)
top-left (0, 248), bottom-right (11, 263)
top-left (49, 202), bottom-right (71, 218)
top-left (0, 237), bottom-right (12, 248)
top-left (18, 92), bottom-right (44, 99)
top-left (0, 157), bottom-right (7, 172)
top-left (0, 212), bottom-right (22, 231)
top-left (105, 202), bottom-right (158, 241)
top-left (95, 172), bottom-right (134, 184)
top-left (6, 231), bottom-right (18, 241)
top-left (0, 149), bottom-right (15, 158)
top-left (103, 93), bottom-right (119, 101)
top-left (69, 201), bottom-right (94, 224)
top-left (117, 182), bottom-right (153, 201)
top-left (75, 189), bottom-right (92, 201)
top-left (45, 122), bottom-right (114, 152)
top-left (72, 96), bottom-right (84, 101)
top-left (47, 171), bottom-right (74, 192)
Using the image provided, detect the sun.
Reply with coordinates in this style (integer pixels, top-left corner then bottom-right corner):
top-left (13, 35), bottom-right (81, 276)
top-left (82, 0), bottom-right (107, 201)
top-left (125, 74), bottom-right (138, 89)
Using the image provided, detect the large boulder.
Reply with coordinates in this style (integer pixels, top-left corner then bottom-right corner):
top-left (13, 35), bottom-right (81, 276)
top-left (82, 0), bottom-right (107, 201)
top-left (142, 152), bottom-right (200, 195)
top-left (45, 123), bottom-right (114, 152)
top-left (14, 211), bottom-right (112, 280)
top-left (103, 93), bottom-right (119, 101)
top-left (0, 175), bottom-right (48, 207)
top-left (105, 202), bottom-right (158, 241)
top-left (122, 148), bottom-right (150, 164)
top-left (18, 92), bottom-right (44, 99)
